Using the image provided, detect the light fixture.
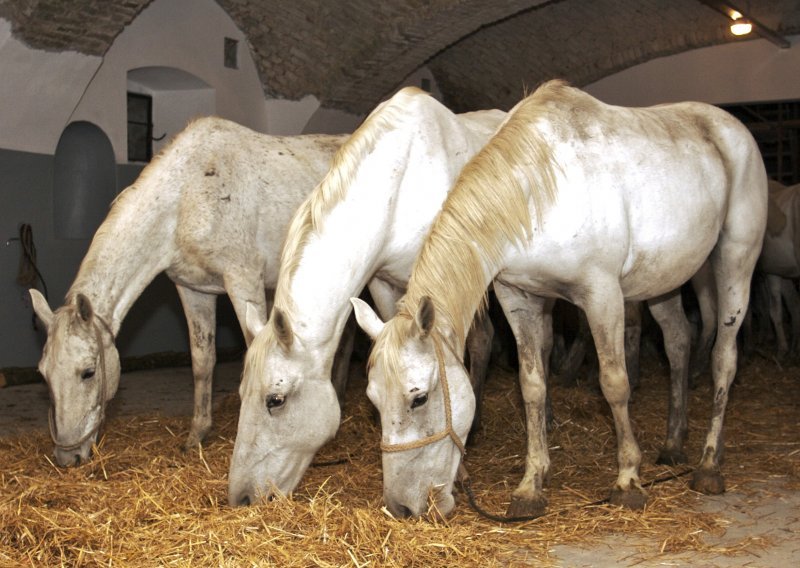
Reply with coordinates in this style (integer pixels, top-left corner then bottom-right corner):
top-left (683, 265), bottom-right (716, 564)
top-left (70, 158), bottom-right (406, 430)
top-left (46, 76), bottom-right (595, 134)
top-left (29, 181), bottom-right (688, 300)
top-left (729, 10), bottom-right (753, 36)
top-left (696, 0), bottom-right (790, 49)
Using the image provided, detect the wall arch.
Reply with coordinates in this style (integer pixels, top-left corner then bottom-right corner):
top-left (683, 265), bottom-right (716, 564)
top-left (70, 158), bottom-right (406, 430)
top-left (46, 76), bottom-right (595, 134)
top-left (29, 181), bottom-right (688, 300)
top-left (53, 121), bottom-right (117, 239)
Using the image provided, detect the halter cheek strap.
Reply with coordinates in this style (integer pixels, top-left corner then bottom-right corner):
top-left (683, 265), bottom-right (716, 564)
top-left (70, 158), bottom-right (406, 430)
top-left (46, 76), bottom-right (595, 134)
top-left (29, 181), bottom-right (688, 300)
top-left (49, 313), bottom-right (115, 453)
top-left (379, 334), bottom-right (467, 457)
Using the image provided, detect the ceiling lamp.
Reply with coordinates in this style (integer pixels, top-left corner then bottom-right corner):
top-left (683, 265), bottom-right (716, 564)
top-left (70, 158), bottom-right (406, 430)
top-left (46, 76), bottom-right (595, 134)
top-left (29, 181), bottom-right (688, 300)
top-left (729, 10), bottom-right (753, 36)
top-left (696, 0), bottom-right (789, 48)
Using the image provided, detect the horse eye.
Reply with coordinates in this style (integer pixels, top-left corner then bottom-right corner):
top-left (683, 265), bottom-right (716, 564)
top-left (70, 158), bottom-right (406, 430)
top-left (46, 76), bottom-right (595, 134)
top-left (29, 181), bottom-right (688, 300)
top-left (266, 394), bottom-right (286, 414)
top-left (81, 368), bottom-right (96, 381)
top-left (411, 393), bottom-right (428, 409)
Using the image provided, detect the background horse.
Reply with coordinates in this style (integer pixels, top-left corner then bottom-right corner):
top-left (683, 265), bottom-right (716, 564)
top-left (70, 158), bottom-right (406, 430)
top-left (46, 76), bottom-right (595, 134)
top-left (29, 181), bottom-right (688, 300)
top-left (754, 179), bottom-right (800, 358)
top-left (353, 80), bottom-right (767, 519)
top-left (227, 87), bottom-right (506, 506)
top-left (30, 117), bottom-right (345, 466)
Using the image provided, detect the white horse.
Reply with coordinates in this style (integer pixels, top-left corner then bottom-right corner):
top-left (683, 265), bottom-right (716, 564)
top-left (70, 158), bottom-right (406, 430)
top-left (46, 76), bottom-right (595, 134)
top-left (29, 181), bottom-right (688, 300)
top-left (756, 180), bottom-right (800, 357)
top-left (30, 117), bottom-right (346, 467)
top-left (227, 88), bottom-right (506, 506)
top-left (352, 80), bottom-right (767, 519)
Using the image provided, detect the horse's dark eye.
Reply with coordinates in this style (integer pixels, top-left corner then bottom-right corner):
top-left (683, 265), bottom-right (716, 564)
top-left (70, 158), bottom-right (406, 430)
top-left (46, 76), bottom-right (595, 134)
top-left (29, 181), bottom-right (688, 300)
top-left (266, 394), bottom-right (286, 414)
top-left (81, 369), bottom-right (95, 381)
top-left (411, 393), bottom-right (428, 409)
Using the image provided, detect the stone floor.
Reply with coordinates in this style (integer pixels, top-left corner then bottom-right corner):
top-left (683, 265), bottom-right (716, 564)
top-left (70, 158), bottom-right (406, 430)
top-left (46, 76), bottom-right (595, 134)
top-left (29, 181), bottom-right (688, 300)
top-left (1, 362), bottom-right (798, 567)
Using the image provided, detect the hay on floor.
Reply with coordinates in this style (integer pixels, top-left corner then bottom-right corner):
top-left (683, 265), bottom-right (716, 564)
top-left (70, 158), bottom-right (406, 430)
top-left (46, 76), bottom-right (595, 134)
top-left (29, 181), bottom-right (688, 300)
top-left (1, 350), bottom-right (798, 566)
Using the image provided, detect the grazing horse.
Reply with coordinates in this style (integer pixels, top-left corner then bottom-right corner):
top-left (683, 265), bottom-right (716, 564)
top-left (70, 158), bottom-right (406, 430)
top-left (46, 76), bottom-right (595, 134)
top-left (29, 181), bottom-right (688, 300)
top-left (352, 80), bottom-right (767, 519)
top-left (756, 180), bottom-right (800, 358)
top-left (30, 117), bottom-right (346, 467)
top-left (227, 87), bottom-right (506, 506)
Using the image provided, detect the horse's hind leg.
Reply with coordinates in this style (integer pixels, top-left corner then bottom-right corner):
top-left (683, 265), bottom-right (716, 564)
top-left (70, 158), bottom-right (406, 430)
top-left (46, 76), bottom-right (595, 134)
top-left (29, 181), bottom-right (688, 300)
top-left (493, 282), bottom-right (553, 518)
top-left (176, 285), bottom-right (218, 450)
top-left (582, 284), bottom-right (646, 509)
top-left (693, 239), bottom-right (761, 495)
top-left (689, 262), bottom-right (717, 383)
top-left (648, 290), bottom-right (691, 466)
top-left (624, 301), bottom-right (642, 390)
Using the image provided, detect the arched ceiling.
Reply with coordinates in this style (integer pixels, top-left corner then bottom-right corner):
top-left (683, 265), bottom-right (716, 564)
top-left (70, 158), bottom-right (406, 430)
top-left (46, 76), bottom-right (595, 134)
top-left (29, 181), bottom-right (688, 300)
top-left (2, 0), bottom-right (799, 114)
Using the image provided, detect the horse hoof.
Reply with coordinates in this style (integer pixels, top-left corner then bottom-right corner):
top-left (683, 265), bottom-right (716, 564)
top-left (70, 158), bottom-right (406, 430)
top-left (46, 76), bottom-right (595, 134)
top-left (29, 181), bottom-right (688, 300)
top-left (507, 494), bottom-right (547, 518)
top-left (183, 435), bottom-right (203, 452)
top-left (609, 485), bottom-right (648, 510)
top-left (690, 469), bottom-right (725, 495)
top-left (656, 448), bottom-right (688, 466)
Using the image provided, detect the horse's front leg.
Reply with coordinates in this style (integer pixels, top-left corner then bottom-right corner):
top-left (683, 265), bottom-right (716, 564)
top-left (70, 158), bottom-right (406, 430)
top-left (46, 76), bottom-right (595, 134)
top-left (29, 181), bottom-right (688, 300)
top-left (465, 309), bottom-right (494, 444)
top-left (648, 290), bottom-right (691, 466)
top-left (176, 285), bottom-right (218, 450)
top-left (494, 281), bottom-right (553, 518)
top-left (582, 286), bottom-right (646, 509)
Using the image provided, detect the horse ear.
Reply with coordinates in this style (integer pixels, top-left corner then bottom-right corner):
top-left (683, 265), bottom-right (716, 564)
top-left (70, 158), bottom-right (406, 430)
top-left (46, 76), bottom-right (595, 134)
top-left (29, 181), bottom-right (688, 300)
top-left (244, 302), bottom-right (266, 345)
top-left (29, 289), bottom-right (54, 331)
top-left (415, 296), bottom-right (436, 340)
top-left (350, 297), bottom-right (385, 340)
top-left (75, 293), bottom-right (94, 323)
top-left (272, 308), bottom-right (293, 351)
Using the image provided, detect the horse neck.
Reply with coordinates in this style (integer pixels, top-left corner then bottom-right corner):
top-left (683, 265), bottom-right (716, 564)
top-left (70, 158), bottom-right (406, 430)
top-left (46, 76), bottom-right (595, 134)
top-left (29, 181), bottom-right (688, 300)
top-left (276, 102), bottom-right (494, 356)
top-left (67, 185), bottom-right (176, 333)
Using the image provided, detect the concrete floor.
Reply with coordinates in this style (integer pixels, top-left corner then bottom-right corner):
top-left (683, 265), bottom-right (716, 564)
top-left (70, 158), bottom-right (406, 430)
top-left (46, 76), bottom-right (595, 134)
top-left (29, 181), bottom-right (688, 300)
top-left (1, 362), bottom-right (798, 567)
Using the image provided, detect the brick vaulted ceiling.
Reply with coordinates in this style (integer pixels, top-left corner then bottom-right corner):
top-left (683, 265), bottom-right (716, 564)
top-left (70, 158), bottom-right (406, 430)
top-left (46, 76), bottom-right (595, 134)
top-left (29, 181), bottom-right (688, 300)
top-left (2, 0), bottom-right (800, 114)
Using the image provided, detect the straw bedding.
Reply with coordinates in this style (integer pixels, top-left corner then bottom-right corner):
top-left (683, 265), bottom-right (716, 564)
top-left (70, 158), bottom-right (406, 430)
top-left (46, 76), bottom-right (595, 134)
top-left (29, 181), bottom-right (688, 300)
top-left (1, 348), bottom-right (798, 566)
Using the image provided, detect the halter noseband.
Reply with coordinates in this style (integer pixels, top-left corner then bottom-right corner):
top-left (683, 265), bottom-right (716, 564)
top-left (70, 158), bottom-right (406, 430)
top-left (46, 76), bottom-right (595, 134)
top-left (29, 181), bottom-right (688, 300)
top-left (49, 313), bottom-right (115, 454)
top-left (379, 333), bottom-right (466, 457)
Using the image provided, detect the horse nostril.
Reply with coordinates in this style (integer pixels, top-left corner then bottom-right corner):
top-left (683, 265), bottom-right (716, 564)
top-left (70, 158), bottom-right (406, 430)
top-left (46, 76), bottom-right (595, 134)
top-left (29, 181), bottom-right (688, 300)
top-left (73, 454), bottom-right (82, 467)
top-left (267, 494), bottom-right (275, 502)
top-left (238, 494), bottom-right (251, 507)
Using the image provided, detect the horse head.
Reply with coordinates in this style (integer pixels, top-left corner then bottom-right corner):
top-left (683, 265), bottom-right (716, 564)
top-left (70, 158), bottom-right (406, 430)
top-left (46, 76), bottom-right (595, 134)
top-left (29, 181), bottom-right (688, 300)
top-left (29, 289), bottom-right (120, 467)
top-left (228, 304), bottom-right (340, 506)
top-left (352, 296), bottom-right (474, 519)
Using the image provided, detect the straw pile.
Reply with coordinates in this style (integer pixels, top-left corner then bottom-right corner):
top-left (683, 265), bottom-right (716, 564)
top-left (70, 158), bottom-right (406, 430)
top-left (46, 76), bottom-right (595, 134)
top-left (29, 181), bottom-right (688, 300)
top-left (1, 349), bottom-right (798, 566)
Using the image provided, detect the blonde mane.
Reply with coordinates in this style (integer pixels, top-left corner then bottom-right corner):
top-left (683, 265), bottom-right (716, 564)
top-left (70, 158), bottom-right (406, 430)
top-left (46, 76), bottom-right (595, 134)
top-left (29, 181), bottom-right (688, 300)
top-left (244, 88), bottom-right (430, 375)
top-left (371, 81), bottom-right (569, 374)
top-left (274, 87), bottom-right (428, 317)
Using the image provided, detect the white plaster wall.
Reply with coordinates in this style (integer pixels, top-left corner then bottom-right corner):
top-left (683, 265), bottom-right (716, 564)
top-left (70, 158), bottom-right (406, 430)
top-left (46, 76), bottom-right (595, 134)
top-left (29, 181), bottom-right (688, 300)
top-left (0, 19), bottom-right (101, 156)
top-left (586, 35), bottom-right (800, 106)
top-left (152, 89), bottom-right (216, 155)
top-left (69, 0), bottom-right (268, 162)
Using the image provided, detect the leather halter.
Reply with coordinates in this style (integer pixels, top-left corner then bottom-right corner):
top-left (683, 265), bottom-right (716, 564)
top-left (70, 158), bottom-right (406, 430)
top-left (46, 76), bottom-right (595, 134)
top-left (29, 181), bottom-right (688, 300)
top-left (48, 313), bottom-right (115, 454)
top-left (379, 333), bottom-right (466, 457)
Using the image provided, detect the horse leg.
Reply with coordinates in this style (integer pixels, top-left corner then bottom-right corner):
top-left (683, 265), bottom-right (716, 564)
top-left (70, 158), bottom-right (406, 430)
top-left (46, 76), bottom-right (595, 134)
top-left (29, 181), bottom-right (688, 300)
top-left (648, 290), bottom-right (691, 466)
top-left (493, 281), bottom-right (553, 518)
top-left (555, 309), bottom-right (589, 387)
top-left (624, 301), bottom-right (642, 391)
top-left (766, 274), bottom-right (789, 358)
top-left (176, 285), bottom-right (217, 450)
top-left (692, 238), bottom-right (759, 495)
top-left (582, 285), bottom-right (646, 509)
top-left (465, 310), bottom-right (494, 444)
top-left (331, 314), bottom-right (356, 410)
top-left (689, 261), bottom-right (717, 383)
top-left (224, 277), bottom-right (270, 347)
top-left (780, 277), bottom-right (800, 357)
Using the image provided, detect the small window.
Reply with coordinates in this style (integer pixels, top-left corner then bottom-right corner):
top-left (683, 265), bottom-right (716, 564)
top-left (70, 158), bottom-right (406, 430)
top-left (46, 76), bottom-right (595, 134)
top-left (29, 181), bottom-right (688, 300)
top-left (224, 37), bottom-right (238, 69)
top-left (127, 92), bottom-right (153, 162)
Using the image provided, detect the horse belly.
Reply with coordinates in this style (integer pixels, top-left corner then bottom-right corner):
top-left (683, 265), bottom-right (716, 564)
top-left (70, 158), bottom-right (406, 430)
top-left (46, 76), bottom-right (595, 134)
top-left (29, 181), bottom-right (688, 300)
top-left (759, 236), bottom-right (800, 278)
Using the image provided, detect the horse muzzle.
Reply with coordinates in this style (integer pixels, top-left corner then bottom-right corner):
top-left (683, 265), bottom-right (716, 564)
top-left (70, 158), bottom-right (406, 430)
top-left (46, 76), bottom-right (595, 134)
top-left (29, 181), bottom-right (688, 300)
top-left (52, 432), bottom-right (97, 467)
